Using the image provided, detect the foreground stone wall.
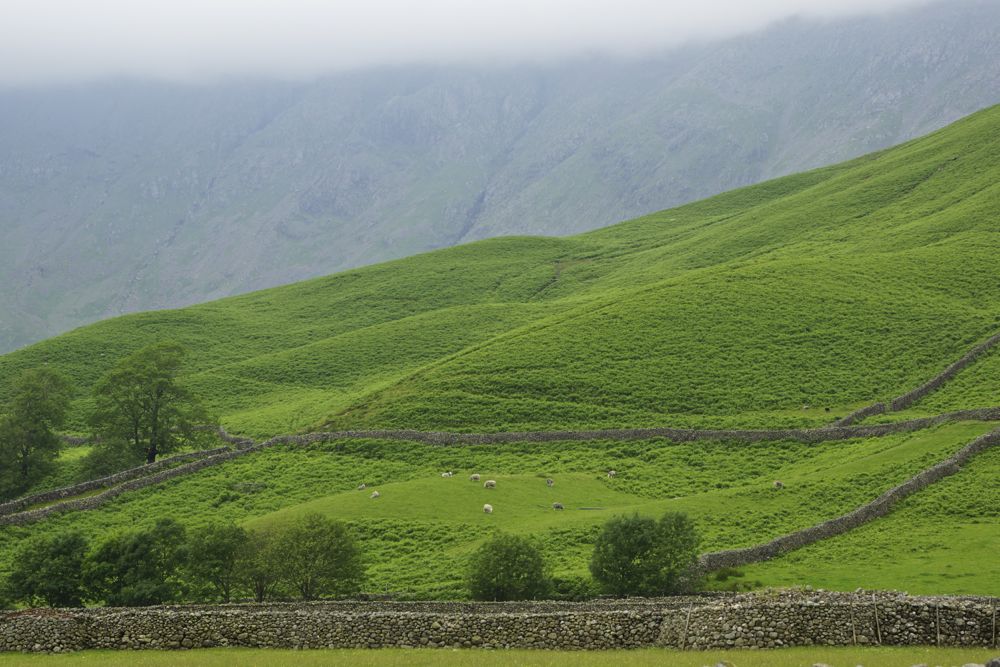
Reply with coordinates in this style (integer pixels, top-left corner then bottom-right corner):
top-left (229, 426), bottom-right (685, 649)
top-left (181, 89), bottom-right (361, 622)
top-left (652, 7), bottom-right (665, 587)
top-left (2, 593), bottom-right (996, 653)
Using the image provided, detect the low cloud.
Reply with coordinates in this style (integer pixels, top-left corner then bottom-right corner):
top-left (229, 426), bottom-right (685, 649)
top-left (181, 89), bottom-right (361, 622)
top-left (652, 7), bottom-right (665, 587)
top-left (0, 0), bottom-right (931, 85)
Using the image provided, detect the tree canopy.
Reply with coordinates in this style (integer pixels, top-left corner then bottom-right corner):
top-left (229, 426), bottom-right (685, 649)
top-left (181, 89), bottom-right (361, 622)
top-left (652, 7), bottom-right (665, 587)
top-left (467, 533), bottom-right (549, 601)
top-left (0, 367), bottom-right (73, 499)
top-left (589, 512), bottom-right (700, 596)
top-left (88, 341), bottom-right (212, 463)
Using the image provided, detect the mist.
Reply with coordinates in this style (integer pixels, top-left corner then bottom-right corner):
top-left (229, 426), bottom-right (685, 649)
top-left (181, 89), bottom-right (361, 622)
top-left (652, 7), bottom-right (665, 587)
top-left (0, 0), bottom-right (933, 85)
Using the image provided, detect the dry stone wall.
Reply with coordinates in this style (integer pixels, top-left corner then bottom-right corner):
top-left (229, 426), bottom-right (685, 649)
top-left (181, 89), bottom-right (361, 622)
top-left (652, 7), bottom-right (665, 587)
top-left (0, 446), bottom-right (231, 518)
top-left (698, 428), bottom-right (1000, 571)
top-left (835, 331), bottom-right (1000, 425)
top-left (5, 409), bottom-right (1000, 528)
top-left (2, 593), bottom-right (996, 653)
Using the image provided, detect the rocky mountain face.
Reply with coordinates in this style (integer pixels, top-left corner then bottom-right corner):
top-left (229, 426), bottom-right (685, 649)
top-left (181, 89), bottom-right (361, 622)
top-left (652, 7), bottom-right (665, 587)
top-left (1, 0), bottom-right (998, 352)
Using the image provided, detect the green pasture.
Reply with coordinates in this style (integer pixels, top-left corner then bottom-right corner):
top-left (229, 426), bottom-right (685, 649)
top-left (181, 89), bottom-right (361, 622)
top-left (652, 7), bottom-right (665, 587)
top-left (2, 422), bottom-right (995, 598)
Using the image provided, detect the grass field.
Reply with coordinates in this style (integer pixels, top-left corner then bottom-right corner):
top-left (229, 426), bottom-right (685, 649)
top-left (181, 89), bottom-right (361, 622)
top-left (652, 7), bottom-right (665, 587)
top-left (2, 422), bottom-right (995, 597)
top-left (0, 647), bottom-right (996, 667)
top-left (2, 106), bottom-right (1000, 599)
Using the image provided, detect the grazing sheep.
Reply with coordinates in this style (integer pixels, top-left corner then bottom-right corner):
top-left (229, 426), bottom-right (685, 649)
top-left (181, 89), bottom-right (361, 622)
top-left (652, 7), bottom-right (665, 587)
top-left (370, 490), bottom-right (381, 499)
top-left (484, 480), bottom-right (497, 489)
top-left (483, 504), bottom-right (493, 514)
top-left (441, 471), bottom-right (454, 478)
top-left (773, 480), bottom-right (784, 490)
top-left (802, 404), bottom-right (810, 410)
top-left (470, 474), bottom-right (481, 482)
top-left (607, 470), bottom-right (617, 478)
top-left (552, 502), bottom-right (564, 510)
top-left (357, 483), bottom-right (367, 490)
top-left (545, 478), bottom-right (554, 487)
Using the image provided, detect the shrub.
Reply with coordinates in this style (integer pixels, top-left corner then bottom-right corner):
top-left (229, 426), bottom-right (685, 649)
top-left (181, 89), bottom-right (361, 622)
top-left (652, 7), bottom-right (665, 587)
top-left (277, 513), bottom-right (365, 600)
top-left (7, 531), bottom-right (89, 607)
top-left (589, 511), bottom-right (700, 596)
top-left (184, 522), bottom-right (249, 602)
top-left (467, 533), bottom-right (549, 601)
top-left (83, 518), bottom-right (187, 606)
top-left (235, 527), bottom-right (284, 603)
top-left (549, 574), bottom-right (601, 601)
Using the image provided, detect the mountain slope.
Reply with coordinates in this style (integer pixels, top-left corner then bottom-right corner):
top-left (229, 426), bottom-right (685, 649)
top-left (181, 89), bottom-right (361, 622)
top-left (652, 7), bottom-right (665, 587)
top-left (2, 104), bottom-right (1000, 439)
top-left (2, 0), bottom-right (999, 351)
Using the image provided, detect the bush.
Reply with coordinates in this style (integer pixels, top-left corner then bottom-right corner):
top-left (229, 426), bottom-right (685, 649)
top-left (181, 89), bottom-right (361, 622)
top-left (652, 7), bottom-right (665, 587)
top-left (549, 574), bottom-right (601, 601)
top-left (277, 513), bottom-right (365, 600)
top-left (184, 522), bottom-right (249, 602)
top-left (589, 511), bottom-right (700, 596)
top-left (235, 527), bottom-right (284, 603)
top-left (467, 533), bottom-right (549, 601)
top-left (78, 439), bottom-right (145, 480)
top-left (83, 518), bottom-right (187, 606)
top-left (7, 531), bottom-right (89, 607)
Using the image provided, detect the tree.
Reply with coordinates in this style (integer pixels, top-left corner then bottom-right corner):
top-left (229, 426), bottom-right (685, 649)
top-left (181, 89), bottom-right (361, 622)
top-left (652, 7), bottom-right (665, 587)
top-left (184, 522), bottom-right (249, 603)
top-left (7, 531), bottom-right (89, 607)
top-left (88, 342), bottom-right (212, 464)
top-left (589, 512), bottom-right (700, 596)
top-left (236, 527), bottom-right (284, 603)
top-left (0, 368), bottom-right (73, 498)
top-left (278, 513), bottom-right (365, 600)
top-left (467, 533), bottom-right (549, 601)
top-left (83, 518), bottom-right (187, 606)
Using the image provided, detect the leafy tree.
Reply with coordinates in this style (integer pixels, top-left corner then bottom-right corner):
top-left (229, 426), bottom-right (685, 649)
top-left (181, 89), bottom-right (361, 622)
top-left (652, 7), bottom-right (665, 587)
top-left (88, 342), bottom-right (212, 464)
top-left (6, 531), bottom-right (89, 607)
top-left (0, 368), bottom-right (73, 498)
top-left (589, 512), bottom-right (700, 596)
top-left (278, 513), bottom-right (365, 600)
top-left (236, 527), bottom-right (285, 603)
top-left (184, 522), bottom-right (249, 602)
top-left (467, 533), bottom-right (549, 601)
top-left (83, 518), bottom-right (187, 606)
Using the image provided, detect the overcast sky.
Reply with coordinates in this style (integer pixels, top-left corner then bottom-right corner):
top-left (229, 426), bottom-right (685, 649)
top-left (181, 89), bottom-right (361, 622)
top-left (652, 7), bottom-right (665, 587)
top-left (0, 0), bottom-right (931, 86)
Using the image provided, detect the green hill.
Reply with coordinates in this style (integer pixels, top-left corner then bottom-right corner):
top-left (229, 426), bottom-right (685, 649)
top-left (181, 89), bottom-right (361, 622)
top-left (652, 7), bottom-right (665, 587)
top-left (3, 105), bottom-right (1000, 437)
top-left (1, 105), bottom-right (999, 598)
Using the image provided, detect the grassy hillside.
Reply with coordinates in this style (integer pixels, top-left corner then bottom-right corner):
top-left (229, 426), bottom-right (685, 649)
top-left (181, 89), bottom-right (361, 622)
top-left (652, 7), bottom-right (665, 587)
top-left (2, 106), bottom-right (1000, 599)
top-left (1, 423), bottom-right (995, 597)
top-left (3, 105), bottom-right (1000, 438)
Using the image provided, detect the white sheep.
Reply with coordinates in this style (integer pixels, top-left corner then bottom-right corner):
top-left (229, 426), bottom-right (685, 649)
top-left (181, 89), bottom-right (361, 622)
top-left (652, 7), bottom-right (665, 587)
top-left (484, 480), bottom-right (497, 489)
top-left (607, 470), bottom-right (617, 478)
top-left (441, 471), bottom-right (454, 478)
top-left (370, 490), bottom-right (381, 499)
top-left (483, 504), bottom-right (493, 514)
top-left (545, 478), bottom-right (554, 487)
top-left (552, 502), bottom-right (564, 510)
top-left (357, 483), bottom-right (367, 490)
top-left (470, 473), bottom-right (481, 482)
top-left (773, 480), bottom-right (785, 490)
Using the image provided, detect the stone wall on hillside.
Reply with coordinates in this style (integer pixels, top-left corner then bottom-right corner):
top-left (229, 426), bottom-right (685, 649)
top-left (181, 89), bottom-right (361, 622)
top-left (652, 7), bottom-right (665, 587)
top-left (1, 592), bottom-right (995, 653)
top-left (890, 332), bottom-right (1000, 412)
top-left (834, 331), bottom-right (1000, 426)
top-left (5, 408), bottom-right (999, 528)
top-left (0, 446), bottom-right (231, 518)
top-left (698, 428), bottom-right (1000, 571)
